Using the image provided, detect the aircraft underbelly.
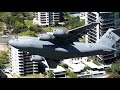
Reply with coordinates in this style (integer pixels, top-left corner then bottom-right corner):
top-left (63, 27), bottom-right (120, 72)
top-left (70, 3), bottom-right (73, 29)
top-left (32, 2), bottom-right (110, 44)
top-left (28, 46), bottom-right (82, 59)
top-left (28, 44), bottom-right (106, 60)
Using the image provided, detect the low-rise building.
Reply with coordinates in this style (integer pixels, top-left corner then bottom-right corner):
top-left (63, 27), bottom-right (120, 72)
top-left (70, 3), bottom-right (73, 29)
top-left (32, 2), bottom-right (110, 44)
top-left (62, 58), bottom-right (86, 76)
top-left (50, 65), bottom-right (66, 78)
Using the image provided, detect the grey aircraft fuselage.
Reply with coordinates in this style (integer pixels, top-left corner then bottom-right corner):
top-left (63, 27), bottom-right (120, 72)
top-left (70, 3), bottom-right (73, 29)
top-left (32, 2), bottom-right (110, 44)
top-left (9, 36), bottom-right (114, 60)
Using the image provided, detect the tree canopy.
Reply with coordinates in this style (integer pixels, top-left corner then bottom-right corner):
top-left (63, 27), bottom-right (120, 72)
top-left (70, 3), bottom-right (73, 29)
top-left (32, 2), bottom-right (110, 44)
top-left (105, 59), bottom-right (120, 78)
top-left (18, 30), bottom-right (37, 37)
top-left (29, 25), bottom-right (43, 33)
top-left (66, 16), bottom-right (85, 29)
top-left (0, 51), bottom-right (9, 68)
top-left (0, 12), bottom-right (34, 34)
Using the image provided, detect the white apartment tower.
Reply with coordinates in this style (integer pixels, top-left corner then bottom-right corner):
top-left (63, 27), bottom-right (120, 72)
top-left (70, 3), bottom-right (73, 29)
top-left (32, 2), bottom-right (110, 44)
top-left (85, 12), bottom-right (120, 63)
top-left (33, 12), bottom-right (60, 26)
top-left (9, 45), bottom-right (39, 76)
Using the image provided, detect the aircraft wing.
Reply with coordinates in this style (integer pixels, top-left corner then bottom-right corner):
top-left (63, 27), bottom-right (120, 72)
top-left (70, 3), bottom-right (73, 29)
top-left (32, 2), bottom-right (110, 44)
top-left (69, 22), bottom-right (99, 35)
top-left (38, 22), bottom-right (99, 43)
top-left (65, 22), bottom-right (99, 42)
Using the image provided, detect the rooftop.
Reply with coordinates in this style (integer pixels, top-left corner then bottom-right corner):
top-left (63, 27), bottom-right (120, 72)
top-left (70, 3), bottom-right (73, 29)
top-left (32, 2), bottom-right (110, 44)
top-left (50, 65), bottom-right (66, 73)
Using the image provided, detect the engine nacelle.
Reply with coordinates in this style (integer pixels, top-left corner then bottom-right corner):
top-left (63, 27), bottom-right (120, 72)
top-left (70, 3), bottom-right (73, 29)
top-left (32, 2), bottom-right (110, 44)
top-left (31, 55), bottom-right (45, 61)
top-left (52, 29), bottom-right (68, 37)
top-left (38, 34), bottom-right (54, 41)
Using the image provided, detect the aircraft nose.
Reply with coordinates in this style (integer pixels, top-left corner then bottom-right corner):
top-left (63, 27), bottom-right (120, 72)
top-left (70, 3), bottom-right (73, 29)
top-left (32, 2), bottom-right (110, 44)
top-left (9, 39), bottom-right (14, 46)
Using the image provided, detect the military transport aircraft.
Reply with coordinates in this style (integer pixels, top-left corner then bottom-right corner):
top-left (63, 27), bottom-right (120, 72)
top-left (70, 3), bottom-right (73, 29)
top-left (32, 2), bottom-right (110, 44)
top-left (9, 22), bottom-right (120, 68)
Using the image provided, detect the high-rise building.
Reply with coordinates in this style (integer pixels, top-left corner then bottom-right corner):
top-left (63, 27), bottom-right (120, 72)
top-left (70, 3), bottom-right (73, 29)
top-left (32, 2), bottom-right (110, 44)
top-left (33, 12), bottom-right (60, 26)
top-left (85, 12), bottom-right (120, 63)
top-left (9, 45), bottom-right (39, 76)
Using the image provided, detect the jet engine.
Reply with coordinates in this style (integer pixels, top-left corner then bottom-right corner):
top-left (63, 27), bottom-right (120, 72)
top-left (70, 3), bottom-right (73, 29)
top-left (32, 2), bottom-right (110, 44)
top-left (31, 55), bottom-right (45, 61)
top-left (38, 34), bottom-right (54, 41)
top-left (52, 29), bottom-right (68, 37)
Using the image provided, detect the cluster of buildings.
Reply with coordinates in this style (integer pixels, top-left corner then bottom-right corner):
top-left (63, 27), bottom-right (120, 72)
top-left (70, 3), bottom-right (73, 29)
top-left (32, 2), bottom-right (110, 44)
top-left (85, 12), bottom-right (120, 63)
top-left (7, 12), bottom-right (120, 78)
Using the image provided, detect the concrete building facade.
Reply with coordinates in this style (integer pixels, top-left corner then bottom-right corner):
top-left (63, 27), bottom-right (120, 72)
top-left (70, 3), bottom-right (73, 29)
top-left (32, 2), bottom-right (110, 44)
top-left (33, 12), bottom-right (60, 26)
top-left (9, 45), bottom-right (39, 76)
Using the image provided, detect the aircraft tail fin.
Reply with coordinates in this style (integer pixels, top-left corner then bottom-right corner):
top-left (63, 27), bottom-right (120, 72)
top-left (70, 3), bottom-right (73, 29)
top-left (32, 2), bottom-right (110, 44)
top-left (96, 28), bottom-right (120, 47)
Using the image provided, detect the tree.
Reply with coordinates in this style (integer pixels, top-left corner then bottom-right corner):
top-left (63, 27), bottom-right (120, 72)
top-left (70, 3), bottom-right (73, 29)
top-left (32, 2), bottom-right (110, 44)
top-left (111, 60), bottom-right (120, 73)
top-left (15, 21), bottom-right (26, 29)
top-left (66, 69), bottom-right (79, 78)
top-left (18, 30), bottom-right (37, 37)
top-left (29, 25), bottom-right (43, 33)
top-left (105, 67), bottom-right (112, 73)
top-left (109, 72), bottom-right (120, 78)
top-left (48, 70), bottom-right (54, 78)
top-left (0, 51), bottom-right (9, 68)
top-left (105, 59), bottom-right (120, 78)
top-left (66, 16), bottom-right (85, 29)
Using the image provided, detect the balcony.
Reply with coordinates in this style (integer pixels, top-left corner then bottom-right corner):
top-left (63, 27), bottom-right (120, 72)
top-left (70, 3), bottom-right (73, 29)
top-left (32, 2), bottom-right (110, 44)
top-left (88, 37), bottom-right (96, 43)
top-left (33, 67), bottom-right (38, 69)
top-left (100, 53), bottom-right (115, 60)
top-left (24, 62), bottom-right (33, 64)
top-left (19, 63), bottom-right (24, 65)
top-left (100, 22), bottom-right (114, 26)
top-left (87, 33), bottom-right (97, 39)
top-left (88, 18), bottom-right (96, 22)
top-left (33, 64), bottom-right (38, 67)
top-left (19, 67), bottom-right (24, 69)
top-left (88, 15), bottom-right (97, 21)
top-left (24, 70), bottom-right (33, 73)
top-left (33, 62), bottom-right (38, 64)
top-left (19, 60), bottom-right (24, 62)
top-left (89, 30), bottom-right (97, 35)
top-left (90, 28), bottom-right (97, 32)
top-left (24, 72), bottom-right (33, 75)
top-left (100, 25), bottom-right (115, 30)
top-left (100, 18), bottom-right (114, 22)
top-left (24, 68), bottom-right (33, 71)
top-left (24, 65), bottom-right (33, 67)
top-left (18, 52), bottom-right (24, 54)
top-left (18, 57), bottom-right (24, 60)
top-left (19, 72), bottom-right (24, 75)
top-left (19, 69), bottom-right (24, 71)
top-left (88, 12), bottom-right (97, 18)
top-left (33, 70), bottom-right (38, 72)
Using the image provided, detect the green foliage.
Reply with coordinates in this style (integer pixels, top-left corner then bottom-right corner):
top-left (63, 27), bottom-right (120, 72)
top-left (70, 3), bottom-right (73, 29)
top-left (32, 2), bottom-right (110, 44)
top-left (29, 25), bottom-right (43, 33)
top-left (109, 72), bottom-right (120, 78)
top-left (15, 21), bottom-right (26, 29)
top-left (87, 58), bottom-right (91, 62)
top-left (12, 27), bottom-right (26, 34)
top-left (20, 73), bottom-right (45, 78)
top-left (66, 69), bottom-right (79, 78)
top-left (66, 17), bottom-right (85, 29)
top-left (111, 60), bottom-right (120, 72)
top-left (105, 67), bottom-right (112, 73)
top-left (84, 66), bottom-right (91, 70)
top-left (92, 60), bottom-right (101, 66)
top-left (60, 63), bottom-right (68, 69)
top-left (48, 70), bottom-right (54, 78)
top-left (80, 38), bottom-right (86, 43)
top-left (24, 20), bottom-right (33, 27)
top-left (0, 12), bottom-right (12, 23)
top-left (0, 51), bottom-right (9, 68)
top-left (105, 59), bottom-right (120, 78)
top-left (18, 30), bottom-right (37, 37)
top-left (0, 12), bottom-right (34, 34)
top-left (0, 22), bottom-right (3, 32)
